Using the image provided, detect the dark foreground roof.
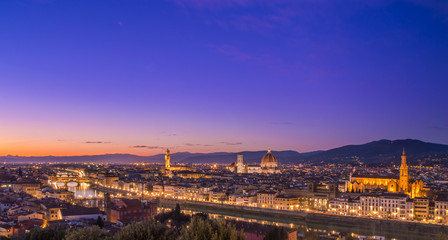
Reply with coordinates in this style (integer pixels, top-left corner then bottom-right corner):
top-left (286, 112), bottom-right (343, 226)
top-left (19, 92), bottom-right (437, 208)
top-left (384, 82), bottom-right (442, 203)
top-left (60, 207), bottom-right (102, 216)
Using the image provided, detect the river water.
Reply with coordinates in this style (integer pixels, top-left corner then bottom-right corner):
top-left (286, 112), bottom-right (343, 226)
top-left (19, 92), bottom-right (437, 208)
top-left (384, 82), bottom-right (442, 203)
top-left (158, 207), bottom-right (375, 240)
top-left (68, 185), bottom-right (432, 240)
top-left (158, 206), bottom-right (434, 240)
top-left (68, 184), bottom-right (102, 199)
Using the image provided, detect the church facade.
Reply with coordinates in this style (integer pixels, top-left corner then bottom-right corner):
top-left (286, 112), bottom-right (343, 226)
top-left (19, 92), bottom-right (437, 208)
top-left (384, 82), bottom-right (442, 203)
top-left (347, 149), bottom-right (425, 198)
top-left (230, 149), bottom-right (280, 174)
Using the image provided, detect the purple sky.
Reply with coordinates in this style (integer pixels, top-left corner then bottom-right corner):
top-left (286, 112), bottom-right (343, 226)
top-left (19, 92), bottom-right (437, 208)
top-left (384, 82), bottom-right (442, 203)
top-left (1, 0), bottom-right (448, 156)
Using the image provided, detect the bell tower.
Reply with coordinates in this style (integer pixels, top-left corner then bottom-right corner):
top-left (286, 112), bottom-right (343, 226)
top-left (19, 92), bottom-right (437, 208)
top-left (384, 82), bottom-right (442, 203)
top-left (236, 154), bottom-right (244, 174)
top-left (165, 149), bottom-right (170, 169)
top-left (399, 148), bottom-right (409, 192)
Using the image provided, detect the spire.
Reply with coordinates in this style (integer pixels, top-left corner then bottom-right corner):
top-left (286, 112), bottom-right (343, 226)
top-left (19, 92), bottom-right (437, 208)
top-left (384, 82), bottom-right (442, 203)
top-left (268, 148), bottom-right (271, 153)
top-left (401, 147), bottom-right (407, 167)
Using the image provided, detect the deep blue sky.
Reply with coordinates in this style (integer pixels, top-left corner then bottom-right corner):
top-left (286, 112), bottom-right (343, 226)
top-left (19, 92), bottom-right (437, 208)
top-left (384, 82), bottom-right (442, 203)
top-left (1, 0), bottom-right (447, 156)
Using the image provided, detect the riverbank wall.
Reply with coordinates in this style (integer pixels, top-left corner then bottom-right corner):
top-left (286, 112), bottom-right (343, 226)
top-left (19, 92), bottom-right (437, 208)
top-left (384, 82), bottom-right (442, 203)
top-left (159, 198), bottom-right (307, 221)
top-left (159, 198), bottom-right (448, 239)
top-left (306, 213), bottom-right (448, 239)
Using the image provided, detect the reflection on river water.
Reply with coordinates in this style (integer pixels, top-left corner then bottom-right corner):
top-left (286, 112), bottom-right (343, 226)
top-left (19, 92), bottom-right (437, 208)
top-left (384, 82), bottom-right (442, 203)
top-left (158, 207), bottom-right (347, 239)
top-left (159, 207), bottom-right (301, 228)
top-left (68, 183), bottom-right (102, 199)
top-left (158, 207), bottom-right (433, 240)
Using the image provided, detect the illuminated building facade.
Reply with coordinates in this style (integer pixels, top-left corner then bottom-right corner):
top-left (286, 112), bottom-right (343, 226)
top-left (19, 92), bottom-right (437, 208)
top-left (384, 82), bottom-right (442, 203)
top-left (257, 190), bottom-right (277, 208)
top-left (435, 194), bottom-right (448, 223)
top-left (347, 149), bottom-right (425, 198)
top-left (230, 149), bottom-right (279, 174)
top-left (330, 193), bottom-right (414, 220)
top-left (163, 149), bottom-right (191, 174)
top-left (109, 199), bottom-right (157, 223)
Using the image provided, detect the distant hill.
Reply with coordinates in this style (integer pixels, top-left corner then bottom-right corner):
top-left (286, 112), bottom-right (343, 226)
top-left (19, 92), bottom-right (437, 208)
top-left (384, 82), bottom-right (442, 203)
top-left (178, 150), bottom-right (303, 164)
top-left (0, 154), bottom-right (154, 164)
top-left (0, 150), bottom-right (305, 164)
top-left (0, 152), bottom-right (206, 164)
top-left (302, 139), bottom-right (448, 164)
top-left (1, 139), bottom-right (447, 164)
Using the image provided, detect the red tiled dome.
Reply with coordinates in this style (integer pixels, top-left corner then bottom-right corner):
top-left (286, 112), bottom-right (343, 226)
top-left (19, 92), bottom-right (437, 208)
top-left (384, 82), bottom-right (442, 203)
top-left (261, 149), bottom-right (277, 164)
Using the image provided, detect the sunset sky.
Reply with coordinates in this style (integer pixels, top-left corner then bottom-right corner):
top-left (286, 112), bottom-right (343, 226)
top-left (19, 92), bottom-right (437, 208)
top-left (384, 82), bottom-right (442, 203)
top-left (1, 0), bottom-right (448, 156)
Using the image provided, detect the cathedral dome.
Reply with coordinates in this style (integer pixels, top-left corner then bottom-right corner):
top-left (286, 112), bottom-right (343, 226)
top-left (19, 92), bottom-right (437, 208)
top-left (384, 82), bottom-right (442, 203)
top-left (261, 149), bottom-right (277, 166)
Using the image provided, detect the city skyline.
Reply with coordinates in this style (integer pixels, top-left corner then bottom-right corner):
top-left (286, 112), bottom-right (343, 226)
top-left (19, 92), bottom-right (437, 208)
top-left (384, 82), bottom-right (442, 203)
top-left (1, 1), bottom-right (448, 239)
top-left (1, 0), bottom-right (448, 156)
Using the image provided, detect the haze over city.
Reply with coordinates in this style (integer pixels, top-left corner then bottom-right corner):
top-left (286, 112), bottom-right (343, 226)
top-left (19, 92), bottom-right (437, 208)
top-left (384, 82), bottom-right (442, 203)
top-left (1, 0), bottom-right (448, 156)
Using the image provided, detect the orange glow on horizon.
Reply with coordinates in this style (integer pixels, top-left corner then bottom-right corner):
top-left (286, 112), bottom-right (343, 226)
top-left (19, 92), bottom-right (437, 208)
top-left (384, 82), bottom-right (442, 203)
top-left (0, 141), bottom-right (249, 157)
top-left (0, 141), bottom-right (163, 157)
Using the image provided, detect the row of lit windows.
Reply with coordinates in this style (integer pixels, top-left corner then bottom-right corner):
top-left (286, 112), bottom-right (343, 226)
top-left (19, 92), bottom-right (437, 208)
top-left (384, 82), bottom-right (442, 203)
top-left (113, 209), bottom-right (151, 215)
top-left (436, 204), bottom-right (448, 209)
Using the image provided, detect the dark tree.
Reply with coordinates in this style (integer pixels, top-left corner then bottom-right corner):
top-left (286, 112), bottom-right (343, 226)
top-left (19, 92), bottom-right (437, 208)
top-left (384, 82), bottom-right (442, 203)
top-left (155, 204), bottom-right (190, 229)
top-left (179, 216), bottom-right (245, 240)
top-left (96, 216), bottom-right (104, 228)
top-left (21, 224), bottom-right (67, 240)
top-left (171, 203), bottom-right (189, 228)
top-left (65, 226), bottom-right (111, 240)
top-left (115, 220), bottom-right (177, 240)
top-left (263, 226), bottom-right (288, 240)
top-left (174, 203), bottom-right (181, 217)
top-left (192, 212), bottom-right (209, 221)
top-left (155, 210), bottom-right (173, 223)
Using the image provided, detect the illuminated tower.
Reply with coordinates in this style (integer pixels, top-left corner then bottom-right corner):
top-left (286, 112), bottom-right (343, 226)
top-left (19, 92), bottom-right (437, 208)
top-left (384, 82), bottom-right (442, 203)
top-left (104, 193), bottom-right (111, 221)
top-left (165, 149), bottom-right (170, 169)
top-left (399, 148), bottom-right (409, 192)
top-left (236, 154), bottom-right (244, 174)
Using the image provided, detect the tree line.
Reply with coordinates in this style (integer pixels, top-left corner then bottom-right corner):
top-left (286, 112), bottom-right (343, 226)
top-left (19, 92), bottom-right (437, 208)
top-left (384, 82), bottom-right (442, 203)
top-left (11, 204), bottom-right (249, 240)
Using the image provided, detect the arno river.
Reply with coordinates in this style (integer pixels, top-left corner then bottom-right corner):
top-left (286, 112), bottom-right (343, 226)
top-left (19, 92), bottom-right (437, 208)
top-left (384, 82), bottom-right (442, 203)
top-left (68, 185), bottom-right (101, 199)
top-left (160, 205), bottom-right (430, 240)
top-left (70, 185), bottom-right (433, 240)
